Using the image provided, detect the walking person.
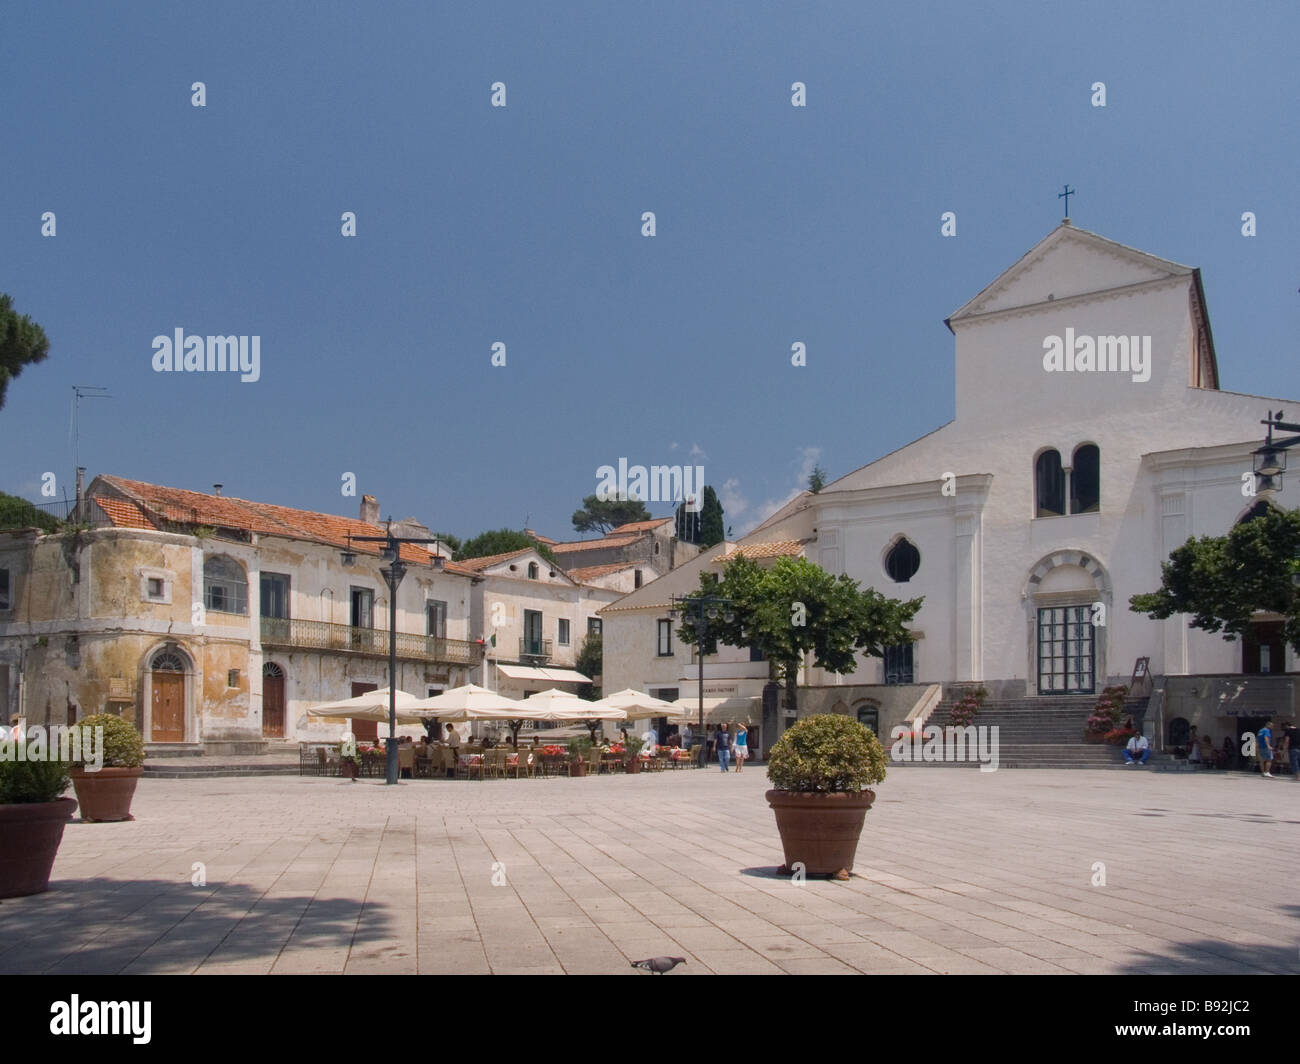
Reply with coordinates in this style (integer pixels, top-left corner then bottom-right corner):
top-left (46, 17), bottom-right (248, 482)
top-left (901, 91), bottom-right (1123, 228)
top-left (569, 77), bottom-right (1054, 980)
top-left (1258, 718), bottom-right (1275, 778)
top-left (1284, 719), bottom-right (1300, 779)
top-left (733, 722), bottom-right (748, 773)
top-left (715, 723), bottom-right (730, 772)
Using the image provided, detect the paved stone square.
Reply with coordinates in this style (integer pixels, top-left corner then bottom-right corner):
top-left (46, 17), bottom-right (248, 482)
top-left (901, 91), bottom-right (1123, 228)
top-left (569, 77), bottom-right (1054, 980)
top-left (1, 766), bottom-right (1295, 975)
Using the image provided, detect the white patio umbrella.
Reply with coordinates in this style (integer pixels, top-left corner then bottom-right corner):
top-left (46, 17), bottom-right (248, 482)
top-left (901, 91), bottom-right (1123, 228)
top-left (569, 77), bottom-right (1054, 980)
top-left (590, 689), bottom-right (672, 720)
top-left (409, 683), bottom-right (528, 723)
top-left (307, 687), bottom-right (429, 724)
top-left (510, 687), bottom-right (619, 718)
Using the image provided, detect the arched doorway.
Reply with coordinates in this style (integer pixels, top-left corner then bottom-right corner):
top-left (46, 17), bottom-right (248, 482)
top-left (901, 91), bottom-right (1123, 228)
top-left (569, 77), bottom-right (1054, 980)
top-left (150, 647), bottom-right (189, 742)
top-left (1025, 551), bottom-right (1110, 695)
top-left (263, 662), bottom-right (286, 738)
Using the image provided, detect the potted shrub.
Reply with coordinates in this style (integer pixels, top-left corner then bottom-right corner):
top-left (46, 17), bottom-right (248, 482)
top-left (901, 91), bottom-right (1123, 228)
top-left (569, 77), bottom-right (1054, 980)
top-left (69, 713), bottom-right (146, 822)
top-left (567, 736), bottom-right (593, 776)
top-left (0, 738), bottom-right (78, 898)
top-left (1085, 685), bottom-right (1128, 742)
top-left (949, 685), bottom-right (987, 727)
top-left (766, 714), bottom-right (887, 881)
top-left (622, 734), bottom-right (645, 774)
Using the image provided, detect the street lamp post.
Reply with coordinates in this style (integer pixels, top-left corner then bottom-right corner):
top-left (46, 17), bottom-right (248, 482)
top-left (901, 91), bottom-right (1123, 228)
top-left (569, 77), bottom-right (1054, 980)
top-left (671, 593), bottom-right (734, 766)
top-left (1252, 410), bottom-right (1300, 498)
top-left (342, 520), bottom-right (445, 786)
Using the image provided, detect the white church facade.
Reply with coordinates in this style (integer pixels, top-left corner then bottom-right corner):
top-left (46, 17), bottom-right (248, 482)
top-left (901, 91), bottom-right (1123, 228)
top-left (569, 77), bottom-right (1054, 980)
top-left (603, 223), bottom-right (1297, 751)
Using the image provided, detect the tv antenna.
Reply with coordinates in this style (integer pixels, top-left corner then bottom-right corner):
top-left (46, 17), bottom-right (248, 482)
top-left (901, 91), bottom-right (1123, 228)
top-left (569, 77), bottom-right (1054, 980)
top-left (70, 385), bottom-right (112, 472)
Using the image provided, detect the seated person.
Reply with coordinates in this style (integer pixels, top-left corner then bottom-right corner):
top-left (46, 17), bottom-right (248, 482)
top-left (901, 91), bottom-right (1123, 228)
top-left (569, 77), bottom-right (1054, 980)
top-left (1123, 731), bottom-right (1151, 765)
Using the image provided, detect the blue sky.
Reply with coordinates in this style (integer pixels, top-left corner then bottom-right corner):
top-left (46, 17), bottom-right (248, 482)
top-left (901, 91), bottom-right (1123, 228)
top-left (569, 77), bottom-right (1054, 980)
top-left (3, 1), bottom-right (1297, 539)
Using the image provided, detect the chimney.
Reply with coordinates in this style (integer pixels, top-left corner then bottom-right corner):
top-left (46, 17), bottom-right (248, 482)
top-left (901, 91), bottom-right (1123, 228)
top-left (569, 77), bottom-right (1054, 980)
top-left (361, 494), bottom-right (379, 524)
top-left (213, 483), bottom-right (223, 497)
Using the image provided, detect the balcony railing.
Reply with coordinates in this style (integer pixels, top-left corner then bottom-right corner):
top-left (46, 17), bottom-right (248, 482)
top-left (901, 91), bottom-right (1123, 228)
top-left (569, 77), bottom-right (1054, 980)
top-left (519, 636), bottom-right (552, 660)
top-left (261, 617), bottom-right (479, 665)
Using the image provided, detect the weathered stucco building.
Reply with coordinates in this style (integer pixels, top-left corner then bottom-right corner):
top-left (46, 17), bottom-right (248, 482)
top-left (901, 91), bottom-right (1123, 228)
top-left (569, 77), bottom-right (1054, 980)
top-left (0, 476), bottom-right (482, 754)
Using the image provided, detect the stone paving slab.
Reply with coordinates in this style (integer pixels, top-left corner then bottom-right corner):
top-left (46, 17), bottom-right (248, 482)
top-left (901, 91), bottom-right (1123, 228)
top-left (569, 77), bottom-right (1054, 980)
top-left (0, 767), bottom-right (1296, 975)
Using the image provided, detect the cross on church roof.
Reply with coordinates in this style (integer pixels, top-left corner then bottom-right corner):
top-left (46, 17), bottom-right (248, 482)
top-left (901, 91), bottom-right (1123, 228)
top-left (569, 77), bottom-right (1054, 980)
top-left (1059, 184), bottom-right (1075, 220)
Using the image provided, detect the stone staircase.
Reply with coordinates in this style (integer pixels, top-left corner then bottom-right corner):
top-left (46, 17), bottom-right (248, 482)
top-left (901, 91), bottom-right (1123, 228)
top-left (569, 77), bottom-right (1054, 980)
top-left (897, 694), bottom-right (1159, 770)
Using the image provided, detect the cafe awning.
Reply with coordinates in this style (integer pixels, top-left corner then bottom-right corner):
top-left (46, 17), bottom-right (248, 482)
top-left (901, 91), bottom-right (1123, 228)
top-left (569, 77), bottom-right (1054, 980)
top-left (669, 695), bottom-right (762, 725)
top-left (495, 664), bottom-right (591, 684)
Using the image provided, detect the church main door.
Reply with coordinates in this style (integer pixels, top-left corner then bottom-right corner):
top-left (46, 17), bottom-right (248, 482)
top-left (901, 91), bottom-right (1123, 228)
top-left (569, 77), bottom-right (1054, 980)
top-left (1037, 606), bottom-right (1095, 694)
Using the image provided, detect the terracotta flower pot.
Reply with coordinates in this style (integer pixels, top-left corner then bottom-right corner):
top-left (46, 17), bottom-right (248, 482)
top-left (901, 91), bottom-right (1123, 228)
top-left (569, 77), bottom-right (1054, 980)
top-left (624, 757), bottom-right (642, 774)
top-left (569, 760), bottom-right (587, 777)
top-left (766, 789), bottom-right (876, 879)
top-left (0, 797), bottom-right (78, 898)
top-left (70, 767), bottom-right (143, 823)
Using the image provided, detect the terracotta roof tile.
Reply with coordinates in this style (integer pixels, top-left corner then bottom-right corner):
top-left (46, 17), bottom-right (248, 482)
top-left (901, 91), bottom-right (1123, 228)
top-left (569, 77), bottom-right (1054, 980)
top-left (566, 562), bottom-right (640, 583)
top-left (714, 539), bottom-right (806, 562)
top-left (90, 476), bottom-right (472, 574)
top-left (550, 534), bottom-right (641, 552)
top-left (609, 518), bottom-right (672, 533)
top-left (92, 497), bottom-right (156, 530)
top-left (455, 548), bottom-right (535, 572)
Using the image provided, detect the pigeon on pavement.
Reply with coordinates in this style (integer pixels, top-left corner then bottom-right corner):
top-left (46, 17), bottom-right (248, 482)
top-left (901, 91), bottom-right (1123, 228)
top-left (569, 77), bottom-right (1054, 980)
top-left (631, 956), bottom-right (686, 974)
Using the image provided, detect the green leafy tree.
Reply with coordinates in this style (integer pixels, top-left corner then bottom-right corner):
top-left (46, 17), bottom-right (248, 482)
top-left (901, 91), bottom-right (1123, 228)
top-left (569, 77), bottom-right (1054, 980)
top-left (808, 464), bottom-right (828, 494)
top-left (575, 632), bottom-right (602, 701)
top-left (571, 494), bottom-right (653, 535)
top-left (0, 293), bottom-right (51, 412)
top-left (1129, 505), bottom-right (1300, 653)
top-left (676, 555), bottom-right (922, 719)
top-left (455, 529), bottom-right (557, 565)
top-left (0, 491), bottom-right (60, 532)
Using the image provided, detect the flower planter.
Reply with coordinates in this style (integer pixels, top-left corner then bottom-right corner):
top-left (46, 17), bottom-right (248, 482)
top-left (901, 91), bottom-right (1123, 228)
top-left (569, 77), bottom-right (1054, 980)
top-left (624, 758), bottom-right (642, 775)
top-left (341, 761), bottom-right (359, 780)
top-left (766, 789), bottom-right (876, 880)
top-left (0, 797), bottom-right (78, 898)
top-left (70, 767), bottom-right (142, 822)
top-left (569, 760), bottom-right (587, 777)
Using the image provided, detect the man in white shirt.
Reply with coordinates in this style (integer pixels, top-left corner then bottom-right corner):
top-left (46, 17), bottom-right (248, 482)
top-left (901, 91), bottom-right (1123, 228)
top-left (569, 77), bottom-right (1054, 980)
top-left (1123, 731), bottom-right (1151, 766)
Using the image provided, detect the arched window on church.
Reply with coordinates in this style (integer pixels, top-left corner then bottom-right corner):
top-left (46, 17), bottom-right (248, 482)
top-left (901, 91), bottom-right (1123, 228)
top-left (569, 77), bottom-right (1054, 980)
top-left (1035, 450), bottom-right (1065, 517)
top-left (885, 538), bottom-right (920, 582)
top-left (1070, 444), bottom-right (1100, 514)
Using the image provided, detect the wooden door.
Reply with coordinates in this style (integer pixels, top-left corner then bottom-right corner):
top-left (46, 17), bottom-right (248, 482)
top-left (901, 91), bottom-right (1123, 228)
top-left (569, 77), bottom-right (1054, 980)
top-left (152, 672), bottom-right (185, 742)
top-left (263, 671), bottom-right (285, 738)
top-left (350, 681), bottom-right (378, 742)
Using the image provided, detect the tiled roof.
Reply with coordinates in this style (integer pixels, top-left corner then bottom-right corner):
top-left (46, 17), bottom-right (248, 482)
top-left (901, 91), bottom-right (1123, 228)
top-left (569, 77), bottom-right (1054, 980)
top-left (455, 548), bottom-right (535, 572)
top-left (550, 534), bottom-right (641, 552)
top-left (92, 497), bottom-right (155, 530)
top-left (524, 529), bottom-right (557, 545)
top-left (598, 601), bottom-right (674, 613)
top-left (714, 539), bottom-right (806, 562)
top-left (566, 562), bottom-right (640, 583)
top-left (609, 518), bottom-right (672, 534)
top-left (90, 476), bottom-right (474, 574)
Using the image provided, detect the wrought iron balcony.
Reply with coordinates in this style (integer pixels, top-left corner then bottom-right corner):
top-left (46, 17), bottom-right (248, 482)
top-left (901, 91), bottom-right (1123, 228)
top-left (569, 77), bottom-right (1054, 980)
top-left (519, 636), bottom-right (552, 661)
top-left (261, 617), bottom-right (479, 665)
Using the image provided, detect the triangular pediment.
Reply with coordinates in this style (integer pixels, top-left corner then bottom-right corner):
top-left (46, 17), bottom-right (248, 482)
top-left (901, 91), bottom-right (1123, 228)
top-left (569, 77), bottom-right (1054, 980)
top-left (948, 224), bottom-right (1194, 324)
